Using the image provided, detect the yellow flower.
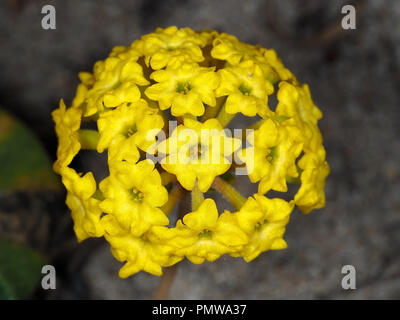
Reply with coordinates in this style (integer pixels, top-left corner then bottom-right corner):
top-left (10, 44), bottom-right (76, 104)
top-left (294, 151), bottom-right (330, 214)
top-left (240, 118), bottom-right (303, 194)
top-left (52, 99), bottom-right (81, 174)
top-left (275, 81), bottom-right (330, 212)
top-left (71, 83), bottom-right (89, 108)
top-left (211, 33), bottom-right (261, 65)
top-left (198, 29), bottom-right (219, 46)
top-left (260, 48), bottom-right (297, 83)
top-left (154, 199), bottom-right (248, 264)
top-left (235, 195), bottom-right (294, 261)
top-left (216, 60), bottom-right (274, 117)
top-left (102, 215), bottom-right (182, 277)
top-left (211, 33), bottom-right (289, 85)
top-left (80, 55), bottom-right (149, 117)
top-left (276, 82), bottom-right (323, 150)
top-left (145, 60), bottom-right (219, 117)
top-left (108, 44), bottom-right (143, 60)
top-left (158, 118), bottom-right (241, 192)
top-left (60, 167), bottom-right (104, 242)
top-left (139, 26), bottom-right (207, 70)
top-left (97, 99), bottom-right (163, 163)
top-left (99, 159), bottom-right (169, 237)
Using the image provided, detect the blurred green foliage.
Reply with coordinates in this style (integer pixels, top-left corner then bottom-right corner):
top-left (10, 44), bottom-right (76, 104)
top-left (0, 239), bottom-right (46, 299)
top-left (0, 109), bottom-right (59, 191)
top-left (0, 109), bottom-right (57, 299)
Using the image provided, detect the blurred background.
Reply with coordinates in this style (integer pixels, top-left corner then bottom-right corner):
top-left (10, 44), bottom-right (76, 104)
top-left (0, 0), bottom-right (399, 299)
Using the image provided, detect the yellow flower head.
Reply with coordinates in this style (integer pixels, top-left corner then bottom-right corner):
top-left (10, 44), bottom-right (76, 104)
top-left (53, 26), bottom-right (329, 277)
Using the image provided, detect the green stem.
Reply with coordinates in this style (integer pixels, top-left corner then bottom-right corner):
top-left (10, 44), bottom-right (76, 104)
top-left (93, 189), bottom-right (105, 201)
top-left (160, 172), bottom-right (177, 186)
top-left (153, 199), bottom-right (186, 300)
top-left (82, 113), bottom-right (99, 122)
top-left (212, 176), bottom-right (246, 210)
top-left (202, 96), bottom-right (226, 122)
top-left (183, 114), bottom-right (197, 122)
top-left (161, 183), bottom-right (185, 216)
top-left (248, 119), bottom-right (265, 130)
top-left (216, 103), bottom-right (236, 127)
top-left (191, 183), bottom-right (204, 211)
top-left (78, 129), bottom-right (99, 149)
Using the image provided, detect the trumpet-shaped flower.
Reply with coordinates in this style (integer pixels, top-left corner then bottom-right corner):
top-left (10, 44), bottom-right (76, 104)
top-left (139, 26), bottom-right (207, 70)
top-left (211, 33), bottom-right (291, 85)
top-left (60, 167), bottom-right (104, 242)
top-left (216, 60), bottom-right (274, 117)
top-left (274, 81), bottom-right (330, 210)
top-left (158, 118), bottom-right (241, 192)
top-left (235, 195), bottom-right (294, 261)
top-left (52, 99), bottom-right (82, 173)
top-left (153, 199), bottom-right (248, 264)
top-left (276, 82), bottom-right (323, 150)
top-left (99, 159), bottom-right (169, 237)
top-left (240, 118), bottom-right (303, 194)
top-left (97, 99), bottom-right (164, 163)
top-left (102, 215), bottom-right (182, 277)
top-left (79, 55), bottom-right (149, 116)
top-left (260, 49), bottom-right (297, 83)
top-left (294, 151), bottom-right (330, 214)
top-left (145, 60), bottom-right (219, 117)
top-left (211, 33), bottom-right (261, 65)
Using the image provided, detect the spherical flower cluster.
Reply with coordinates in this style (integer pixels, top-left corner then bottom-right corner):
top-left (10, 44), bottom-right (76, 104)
top-left (52, 26), bottom-right (329, 277)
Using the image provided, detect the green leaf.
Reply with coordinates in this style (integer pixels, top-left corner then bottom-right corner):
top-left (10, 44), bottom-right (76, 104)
top-left (0, 239), bottom-right (46, 300)
top-left (0, 109), bottom-right (60, 191)
top-left (0, 273), bottom-right (16, 300)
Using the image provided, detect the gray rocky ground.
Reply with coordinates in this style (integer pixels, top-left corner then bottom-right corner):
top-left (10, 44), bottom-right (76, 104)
top-left (0, 0), bottom-right (399, 299)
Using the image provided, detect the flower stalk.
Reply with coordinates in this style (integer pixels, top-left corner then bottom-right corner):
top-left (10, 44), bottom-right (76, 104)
top-left (212, 176), bottom-right (246, 210)
top-left (161, 183), bottom-right (185, 215)
top-left (216, 104), bottom-right (236, 127)
top-left (78, 129), bottom-right (99, 149)
top-left (202, 96), bottom-right (226, 122)
top-left (191, 182), bottom-right (204, 211)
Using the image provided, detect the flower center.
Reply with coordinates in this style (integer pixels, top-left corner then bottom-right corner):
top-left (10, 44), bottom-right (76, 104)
top-left (239, 83), bottom-right (252, 96)
top-left (111, 81), bottom-right (122, 90)
top-left (255, 219), bottom-right (267, 231)
top-left (176, 81), bottom-right (192, 94)
top-left (130, 188), bottom-right (144, 202)
top-left (267, 146), bottom-right (278, 164)
top-left (188, 143), bottom-right (207, 161)
top-left (123, 124), bottom-right (137, 138)
top-left (198, 229), bottom-right (213, 239)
